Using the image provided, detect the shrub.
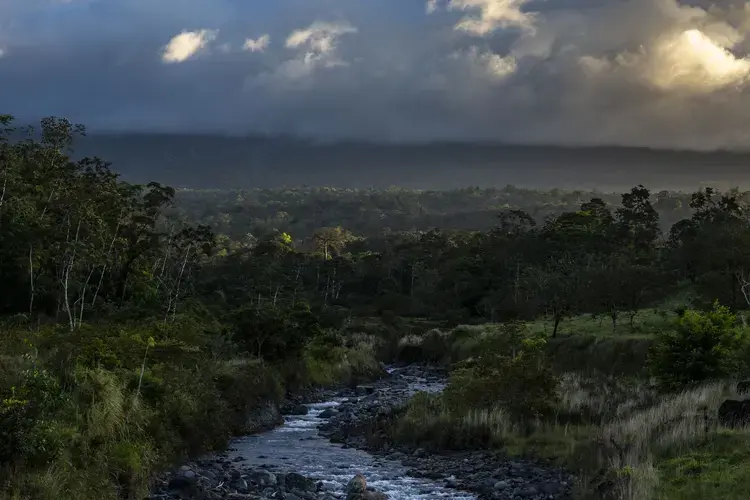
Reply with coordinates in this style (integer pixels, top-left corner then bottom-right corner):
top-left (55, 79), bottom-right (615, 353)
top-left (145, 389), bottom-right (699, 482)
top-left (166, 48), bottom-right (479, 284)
top-left (298, 333), bottom-right (382, 388)
top-left (444, 351), bottom-right (559, 423)
top-left (420, 329), bottom-right (451, 364)
top-left (649, 302), bottom-right (750, 391)
top-left (0, 366), bottom-right (71, 468)
top-left (443, 324), bottom-right (559, 423)
top-left (230, 303), bottom-right (323, 361)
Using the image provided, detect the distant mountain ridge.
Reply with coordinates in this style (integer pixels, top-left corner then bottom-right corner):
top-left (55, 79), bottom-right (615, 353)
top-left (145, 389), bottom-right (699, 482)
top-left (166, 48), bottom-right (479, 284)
top-left (56, 133), bottom-right (750, 191)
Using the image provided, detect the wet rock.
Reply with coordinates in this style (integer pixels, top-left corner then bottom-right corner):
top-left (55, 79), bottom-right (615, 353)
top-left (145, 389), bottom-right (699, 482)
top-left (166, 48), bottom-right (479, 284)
top-left (346, 474), bottom-right (388, 500)
top-left (362, 492), bottom-right (388, 500)
top-left (151, 463), bottom-right (327, 500)
top-left (285, 472), bottom-right (317, 492)
top-left (282, 402), bottom-right (310, 416)
top-left (248, 469), bottom-right (277, 487)
top-left (319, 408), bottom-right (338, 419)
top-left (346, 473), bottom-right (367, 496)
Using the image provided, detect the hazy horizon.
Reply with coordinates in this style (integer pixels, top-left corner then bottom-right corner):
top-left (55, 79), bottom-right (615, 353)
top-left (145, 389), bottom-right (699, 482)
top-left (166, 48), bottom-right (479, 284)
top-left (61, 132), bottom-right (750, 192)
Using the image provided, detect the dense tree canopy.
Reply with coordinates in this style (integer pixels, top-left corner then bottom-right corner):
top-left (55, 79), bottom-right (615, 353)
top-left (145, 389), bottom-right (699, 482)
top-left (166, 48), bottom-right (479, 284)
top-left (5, 115), bottom-right (750, 341)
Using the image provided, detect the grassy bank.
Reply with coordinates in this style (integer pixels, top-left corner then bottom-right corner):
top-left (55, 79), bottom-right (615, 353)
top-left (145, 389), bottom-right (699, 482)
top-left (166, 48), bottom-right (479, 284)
top-left (392, 375), bottom-right (748, 499)
top-left (0, 315), bottom-right (383, 500)
top-left (390, 313), bottom-right (664, 377)
top-left (384, 305), bottom-right (750, 499)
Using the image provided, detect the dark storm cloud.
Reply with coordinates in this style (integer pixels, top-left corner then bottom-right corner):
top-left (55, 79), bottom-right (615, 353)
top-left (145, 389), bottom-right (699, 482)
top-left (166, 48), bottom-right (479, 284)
top-left (1, 0), bottom-right (749, 148)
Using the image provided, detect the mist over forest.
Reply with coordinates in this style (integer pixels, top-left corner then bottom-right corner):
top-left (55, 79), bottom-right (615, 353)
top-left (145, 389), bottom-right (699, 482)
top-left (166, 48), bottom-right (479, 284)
top-left (71, 133), bottom-right (750, 192)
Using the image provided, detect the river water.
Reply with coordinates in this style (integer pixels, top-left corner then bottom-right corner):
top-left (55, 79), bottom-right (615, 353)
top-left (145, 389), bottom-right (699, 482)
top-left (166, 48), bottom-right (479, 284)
top-left (225, 369), bottom-right (476, 499)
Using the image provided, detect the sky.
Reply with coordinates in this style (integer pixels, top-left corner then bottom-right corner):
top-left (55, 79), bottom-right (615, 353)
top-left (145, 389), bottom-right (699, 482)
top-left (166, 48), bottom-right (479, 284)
top-left (1, 0), bottom-right (750, 149)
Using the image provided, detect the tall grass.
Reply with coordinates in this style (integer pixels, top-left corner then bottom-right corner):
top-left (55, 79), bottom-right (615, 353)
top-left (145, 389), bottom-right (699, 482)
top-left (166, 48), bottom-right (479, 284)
top-left (390, 372), bottom-right (743, 500)
top-left (0, 321), bottom-right (384, 500)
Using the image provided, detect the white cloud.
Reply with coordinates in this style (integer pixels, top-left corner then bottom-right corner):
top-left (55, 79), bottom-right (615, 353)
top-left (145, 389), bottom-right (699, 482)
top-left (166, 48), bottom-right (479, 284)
top-left (455, 46), bottom-right (517, 80)
top-left (243, 34), bottom-right (270, 53)
top-left (162, 29), bottom-right (218, 63)
top-left (433, 0), bottom-right (536, 35)
top-left (285, 21), bottom-right (357, 55)
top-left (282, 21), bottom-right (357, 75)
top-left (647, 29), bottom-right (750, 91)
top-left (578, 28), bottom-right (750, 93)
top-left (246, 21), bottom-right (357, 88)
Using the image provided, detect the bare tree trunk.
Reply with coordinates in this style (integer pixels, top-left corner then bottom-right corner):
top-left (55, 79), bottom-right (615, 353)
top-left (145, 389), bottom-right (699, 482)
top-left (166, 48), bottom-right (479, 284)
top-left (63, 219), bottom-right (82, 331)
top-left (552, 313), bottom-right (562, 338)
top-left (168, 244), bottom-right (192, 322)
top-left (77, 267), bottom-right (95, 327)
top-left (92, 265), bottom-right (106, 306)
top-left (611, 310), bottom-right (618, 333)
top-left (0, 165), bottom-right (7, 212)
top-left (28, 245), bottom-right (35, 313)
top-left (738, 270), bottom-right (750, 308)
top-left (92, 219), bottom-right (122, 306)
top-left (40, 188), bottom-right (55, 221)
top-left (63, 258), bottom-right (73, 331)
top-left (136, 344), bottom-right (150, 398)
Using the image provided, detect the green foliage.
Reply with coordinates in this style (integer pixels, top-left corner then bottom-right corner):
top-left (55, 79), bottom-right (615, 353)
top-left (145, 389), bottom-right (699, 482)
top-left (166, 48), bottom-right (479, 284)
top-left (0, 365), bottom-right (71, 468)
top-left (230, 302), bottom-right (323, 361)
top-left (444, 349), bottom-right (559, 423)
top-left (649, 302), bottom-right (750, 390)
top-left (295, 332), bottom-right (382, 388)
top-left (656, 431), bottom-right (750, 500)
top-left (0, 319), bottom-right (297, 500)
top-left (390, 321), bottom-right (559, 454)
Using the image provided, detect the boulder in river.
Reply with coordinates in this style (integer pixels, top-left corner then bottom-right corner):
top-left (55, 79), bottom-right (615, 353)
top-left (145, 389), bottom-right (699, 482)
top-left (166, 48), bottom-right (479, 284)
top-left (346, 473), bottom-right (367, 496)
top-left (281, 402), bottom-right (310, 416)
top-left (346, 473), bottom-right (388, 499)
top-left (283, 471), bottom-right (318, 492)
top-left (319, 408), bottom-right (338, 418)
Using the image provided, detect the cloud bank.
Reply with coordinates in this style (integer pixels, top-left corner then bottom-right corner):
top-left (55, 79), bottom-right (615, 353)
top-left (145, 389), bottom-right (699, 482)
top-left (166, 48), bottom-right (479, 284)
top-left (1, 0), bottom-right (749, 149)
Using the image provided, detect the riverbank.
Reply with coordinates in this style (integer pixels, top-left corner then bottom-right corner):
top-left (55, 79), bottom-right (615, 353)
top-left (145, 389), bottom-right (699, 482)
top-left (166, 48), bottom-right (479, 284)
top-left (144, 367), bottom-right (394, 500)
top-left (145, 364), bottom-right (573, 500)
top-left (317, 365), bottom-right (574, 500)
top-left (0, 314), bottom-right (389, 500)
top-left (148, 457), bottom-right (328, 500)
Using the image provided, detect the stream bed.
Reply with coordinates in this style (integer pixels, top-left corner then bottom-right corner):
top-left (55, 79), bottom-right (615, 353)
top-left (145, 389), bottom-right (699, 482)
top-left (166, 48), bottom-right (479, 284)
top-left (226, 398), bottom-right (476, 499)
top-left (150, 366), bottom-right (572, 500)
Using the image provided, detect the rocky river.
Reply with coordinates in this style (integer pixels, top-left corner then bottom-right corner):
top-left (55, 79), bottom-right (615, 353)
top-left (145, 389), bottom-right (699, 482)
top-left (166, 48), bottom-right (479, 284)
top-left (149, 365), bottom-right (574, 500)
